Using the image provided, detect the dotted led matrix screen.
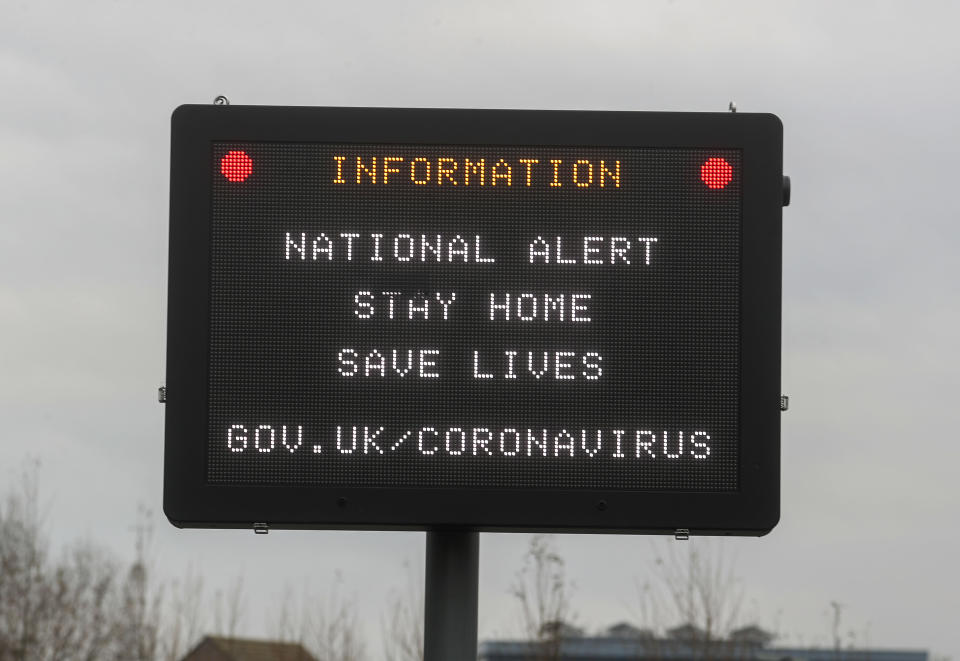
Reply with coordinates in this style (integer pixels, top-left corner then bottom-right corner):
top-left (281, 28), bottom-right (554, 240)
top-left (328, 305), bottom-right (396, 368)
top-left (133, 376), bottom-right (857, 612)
top-left (208, 143), bottom-right (741, 491)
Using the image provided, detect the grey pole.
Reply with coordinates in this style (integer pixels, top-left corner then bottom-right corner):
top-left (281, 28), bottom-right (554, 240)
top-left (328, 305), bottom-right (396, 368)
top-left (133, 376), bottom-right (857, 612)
top-left (423, 529), bottom-right (479, 661)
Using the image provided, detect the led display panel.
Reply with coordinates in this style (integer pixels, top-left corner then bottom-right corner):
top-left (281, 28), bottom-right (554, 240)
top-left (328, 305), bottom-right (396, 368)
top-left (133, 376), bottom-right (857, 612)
top-left (165, 106), bottom-right (783, 535)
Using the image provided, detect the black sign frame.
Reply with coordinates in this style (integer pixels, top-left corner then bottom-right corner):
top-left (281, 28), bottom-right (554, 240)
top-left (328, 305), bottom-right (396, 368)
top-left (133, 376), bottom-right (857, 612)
top-left (164, 105), bottom-right (782, 535)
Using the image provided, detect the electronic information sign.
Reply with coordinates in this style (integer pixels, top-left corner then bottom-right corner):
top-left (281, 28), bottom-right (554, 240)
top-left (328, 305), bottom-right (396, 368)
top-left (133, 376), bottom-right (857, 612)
top-left (164, 105), bottom-right (784, 535)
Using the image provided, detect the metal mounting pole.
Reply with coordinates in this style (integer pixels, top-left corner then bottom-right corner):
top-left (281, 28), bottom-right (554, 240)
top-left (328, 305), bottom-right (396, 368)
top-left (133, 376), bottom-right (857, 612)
top-left (423, 529), bottom-right (479, 661)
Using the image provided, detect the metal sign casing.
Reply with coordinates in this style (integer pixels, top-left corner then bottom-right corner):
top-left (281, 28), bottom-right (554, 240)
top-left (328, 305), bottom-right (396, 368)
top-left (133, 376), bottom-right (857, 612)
top-left (164, 105), bottom-right (783, 535)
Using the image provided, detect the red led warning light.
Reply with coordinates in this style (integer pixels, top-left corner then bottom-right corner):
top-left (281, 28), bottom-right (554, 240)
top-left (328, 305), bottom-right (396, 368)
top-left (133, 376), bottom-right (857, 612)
top-left (701, 157), bottom-right (733, 189)
top-left (221, 151), bottom-right (253, 182)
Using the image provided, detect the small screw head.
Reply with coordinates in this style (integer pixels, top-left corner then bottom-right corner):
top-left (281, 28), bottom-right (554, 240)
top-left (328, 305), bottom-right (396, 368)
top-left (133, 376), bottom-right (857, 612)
top-left (596, 500), bottom-right (608, 511)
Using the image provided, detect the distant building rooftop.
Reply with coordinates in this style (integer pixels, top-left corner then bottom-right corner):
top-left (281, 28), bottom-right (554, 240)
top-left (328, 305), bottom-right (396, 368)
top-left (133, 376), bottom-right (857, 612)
top-left (180, 636), bottom-right (318, 661)
top-left (605, 622), bottom-right (656, 640)
top-left (729, 625), bottom-right (776, 648)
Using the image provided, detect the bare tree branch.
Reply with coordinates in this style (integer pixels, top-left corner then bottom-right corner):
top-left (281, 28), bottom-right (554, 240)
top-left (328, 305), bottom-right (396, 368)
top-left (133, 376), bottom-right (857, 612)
top-left (271, 576), bottom-right (368, 661)
top-left (0, 463), bottom-right (146, 661)
top-left (510, 535), bottom-right (576, 661)
top-left (382, 560), bottom-right (423, 661)
top-left (646, 539), bottom-right (745, 659)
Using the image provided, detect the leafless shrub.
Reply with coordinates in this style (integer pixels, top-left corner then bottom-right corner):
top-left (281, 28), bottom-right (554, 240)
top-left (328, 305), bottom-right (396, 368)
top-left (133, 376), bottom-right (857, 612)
top-left (271, 575), bottom-right (367, 661)
top-left (0, 463), bottom-right (151, 661)
top-left (628, 539), bottom-right (746, 660)
top-left (157, 565), bottom-right (206, 661)
top-left (510, 535), bottom-right (576, 661)
top-left (381, 560), bottom-right (423, 661)
top-left (0, 463), bottom-right (369, 661)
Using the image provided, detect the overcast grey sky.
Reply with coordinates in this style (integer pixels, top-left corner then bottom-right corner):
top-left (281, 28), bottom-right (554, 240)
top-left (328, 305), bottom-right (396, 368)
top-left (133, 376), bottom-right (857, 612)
top-left (2, 0), bottom-right (958, 658)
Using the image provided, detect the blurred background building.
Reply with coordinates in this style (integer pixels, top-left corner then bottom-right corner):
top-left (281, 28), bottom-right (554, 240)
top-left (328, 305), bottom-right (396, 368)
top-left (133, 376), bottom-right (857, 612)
top-left (478, 623), bottom-right (929, 661)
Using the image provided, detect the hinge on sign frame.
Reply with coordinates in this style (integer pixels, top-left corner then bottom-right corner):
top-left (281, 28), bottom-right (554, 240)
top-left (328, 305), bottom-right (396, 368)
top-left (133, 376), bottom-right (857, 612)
top-left (158, 386), bottom-right (166, 404)
top-left (253, 522), bottom-right (269, 534)
top-left (675, 528), bottom-right (690, 541)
